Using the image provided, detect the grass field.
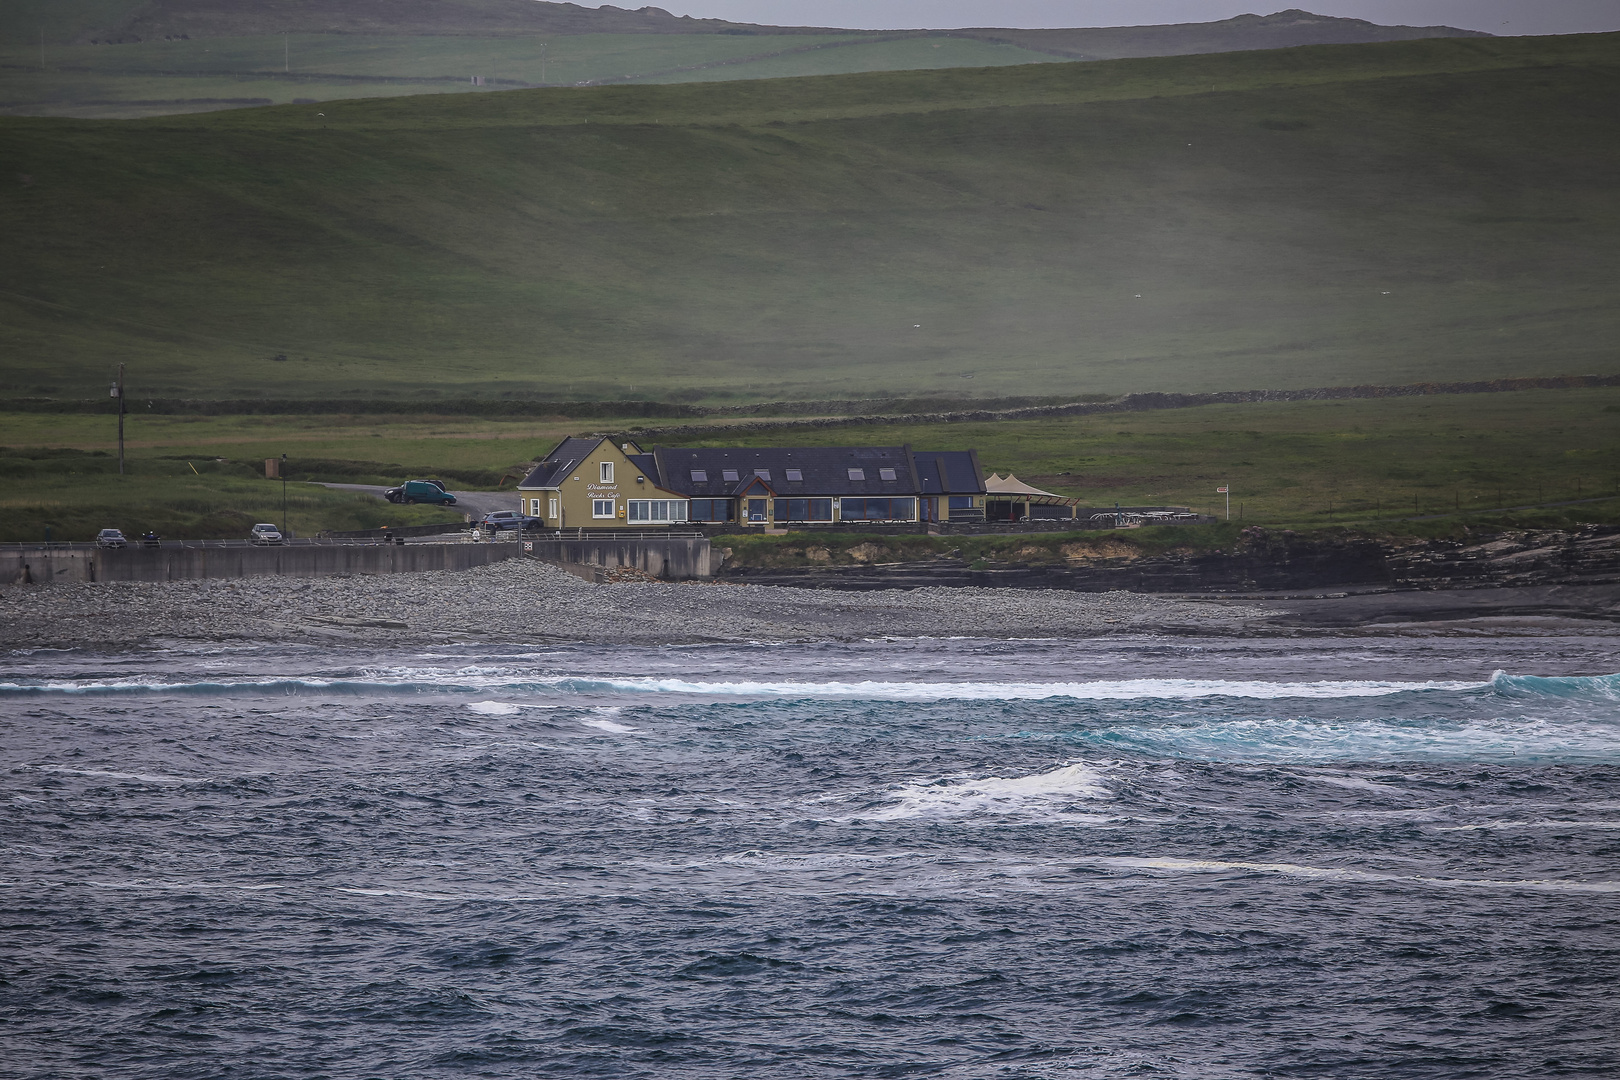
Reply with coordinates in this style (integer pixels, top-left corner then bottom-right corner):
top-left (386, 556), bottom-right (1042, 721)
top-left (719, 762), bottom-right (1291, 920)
top-left (0, 33), bottom-right (1060, 116)
top-left (5, 385), bottom-right (1616, 540)
top-left (0, 451), bottom-right (463, 543)
top-left (3, 34), bottom-right (1618, 404)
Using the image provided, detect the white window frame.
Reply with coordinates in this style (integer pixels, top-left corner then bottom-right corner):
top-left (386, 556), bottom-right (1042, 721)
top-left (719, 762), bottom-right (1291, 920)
top-left (548, 496), bottom-right (559, 518)
top-left (592, 498), bottom-right (616, 519)
top-left (529, 498), bottom-right (542, 516)
top-left (628, 499), bottom-right (690, 523)
top-left (599, 461), bottom-right (615, 483)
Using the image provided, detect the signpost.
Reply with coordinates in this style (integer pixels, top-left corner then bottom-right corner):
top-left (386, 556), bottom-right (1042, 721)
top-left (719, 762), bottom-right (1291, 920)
top-left (1217, 485), bottom-right (1230, 520)
top-left (110, 364), bottom-right (125, 475)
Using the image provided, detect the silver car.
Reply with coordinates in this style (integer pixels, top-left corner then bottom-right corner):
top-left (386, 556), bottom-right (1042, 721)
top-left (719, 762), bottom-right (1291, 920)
top-left (250, 523), bottom-right (283, 545)
top-left (96, 528), bottom-right (127, 549)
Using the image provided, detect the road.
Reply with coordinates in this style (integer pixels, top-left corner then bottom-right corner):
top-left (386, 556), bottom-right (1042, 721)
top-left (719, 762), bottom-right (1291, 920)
top-left (317, 483), bottom-right (518, 521)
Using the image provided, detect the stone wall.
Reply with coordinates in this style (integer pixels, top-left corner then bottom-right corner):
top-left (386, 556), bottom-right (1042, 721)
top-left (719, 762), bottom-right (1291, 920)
top-left (0, 543), bottom-right (520, 585)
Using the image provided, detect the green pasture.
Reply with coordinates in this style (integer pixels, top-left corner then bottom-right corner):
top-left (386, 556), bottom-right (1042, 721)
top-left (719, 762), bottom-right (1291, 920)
top-left (2, 34), bottom-right (1618, 404)
top-left (0, 450), bottom-right (462, 543)
top-left (4, 385), bottom-right (1616, 540)
top-left (667, 386), bottom-right (1620, 528)
top-left (0, 32), bottom-right (1058, 116)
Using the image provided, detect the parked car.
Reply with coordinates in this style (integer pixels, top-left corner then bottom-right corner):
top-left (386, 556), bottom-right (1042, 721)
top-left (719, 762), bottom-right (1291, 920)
top-left (96, 528), bottom-right (127, 549)
top-left (384, 479), bottom-right (457, 505)
top-left (250, 523), bottom-right (283, 545)
top-left (479, 510), bottom-right (544, 532)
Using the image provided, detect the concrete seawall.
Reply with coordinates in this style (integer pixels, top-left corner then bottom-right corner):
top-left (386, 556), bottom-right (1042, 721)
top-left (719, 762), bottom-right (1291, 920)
top-left (1, 543), bottom-right (521, 585)
top-left (525, 537), bottom-right (715, 580)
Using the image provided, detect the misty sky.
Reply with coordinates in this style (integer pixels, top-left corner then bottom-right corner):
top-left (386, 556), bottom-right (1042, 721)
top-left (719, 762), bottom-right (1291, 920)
top-left (647, 2), bottom-right (1620, 36)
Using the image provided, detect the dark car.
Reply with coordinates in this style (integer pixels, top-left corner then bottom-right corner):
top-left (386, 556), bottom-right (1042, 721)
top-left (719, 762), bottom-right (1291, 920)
top-left (384, 479), bottom-right (456, 506)
top-left (95, 528), bottom-right (127, 549)
top-left (479, 510), bottom-right (544, 532)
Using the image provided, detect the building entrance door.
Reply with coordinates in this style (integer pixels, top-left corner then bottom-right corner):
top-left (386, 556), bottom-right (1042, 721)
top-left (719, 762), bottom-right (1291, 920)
top-left (748, 498), bottom-right (768, 522)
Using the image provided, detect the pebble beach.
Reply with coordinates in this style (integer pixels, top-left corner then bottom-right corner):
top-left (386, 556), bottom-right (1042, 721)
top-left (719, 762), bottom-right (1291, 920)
top-left (0, 559), bottom-right (1277, 648)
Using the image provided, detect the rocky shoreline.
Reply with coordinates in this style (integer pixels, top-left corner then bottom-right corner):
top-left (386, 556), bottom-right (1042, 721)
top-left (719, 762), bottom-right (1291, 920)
top-left (8, 522), bottom-right (1620, 650)
top-left (0, 559), bottom-right (1282, 650)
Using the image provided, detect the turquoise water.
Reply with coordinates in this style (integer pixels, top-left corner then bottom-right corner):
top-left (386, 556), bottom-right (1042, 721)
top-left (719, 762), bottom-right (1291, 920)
top-left (3, 635), bottom-right (1617, 1077)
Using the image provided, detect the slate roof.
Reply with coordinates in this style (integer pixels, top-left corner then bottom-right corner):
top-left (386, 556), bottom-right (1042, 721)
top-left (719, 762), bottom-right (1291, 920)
top-left (519, 440), bottom-right (986, 497)
top-left (517, 436), bottom-right (606, 489)
top-left (914, 450), bottom-right (985, 496)
top-left (650, 445), bottom-right (984, 498)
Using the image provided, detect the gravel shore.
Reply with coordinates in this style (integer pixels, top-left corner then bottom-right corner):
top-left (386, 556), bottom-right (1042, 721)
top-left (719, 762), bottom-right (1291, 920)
top-left (0, 560), bottom-right (1278, 649)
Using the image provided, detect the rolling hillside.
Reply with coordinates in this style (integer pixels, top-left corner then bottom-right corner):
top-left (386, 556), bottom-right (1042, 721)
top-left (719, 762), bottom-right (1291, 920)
top-left (2, 33), bottom-right (1617, 404)
top-left (0, 4), bottom-right (1485, 118)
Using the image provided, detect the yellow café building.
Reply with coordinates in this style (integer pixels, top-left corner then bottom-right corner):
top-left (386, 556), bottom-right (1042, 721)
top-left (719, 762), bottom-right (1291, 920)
top-left (515, 437), bottom-right (988, 528)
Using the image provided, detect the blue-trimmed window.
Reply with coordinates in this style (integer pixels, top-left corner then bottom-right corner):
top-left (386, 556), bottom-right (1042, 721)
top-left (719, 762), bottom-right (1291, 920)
top-left (773, 498), bottom-right (834, 522)
top-left (688, 499), bottom-right (735, 522)
top-left (839, 498), bottom-right (916, 521)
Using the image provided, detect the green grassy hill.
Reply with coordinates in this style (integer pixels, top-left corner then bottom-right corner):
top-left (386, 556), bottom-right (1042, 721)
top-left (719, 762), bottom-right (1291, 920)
top-left (0, 32), bottom-right (1062, 118)
top-left (0, 3), bottom-right (1487, 119)
top-left (3, 34), bottom-right (1618, 404)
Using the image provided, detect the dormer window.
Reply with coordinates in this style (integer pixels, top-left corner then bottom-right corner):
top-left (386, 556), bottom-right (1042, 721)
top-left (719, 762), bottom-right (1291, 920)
top-left (785, 469), bottom-right (802, 482)
top-left (722, 469), bottom-right (740, 482)
top-left (879, 467), bottom-right (897, 481)
top-left (599, 461), bottom-right (614, 483)
top-left (847, 468), bottom-right (865, 481)
top-left (691, 469), bottom-right (707, 482)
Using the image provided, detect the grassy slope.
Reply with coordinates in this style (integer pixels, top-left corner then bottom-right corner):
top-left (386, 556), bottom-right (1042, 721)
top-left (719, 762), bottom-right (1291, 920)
top-left (661, 386), bottom-right (1620, 525)
top-left (3, 34), bottom-right (1618, 403)
top-left (0, 33), bottom-right (1059, 116)
top-left (4, 384), bottom-right (1615, 539)
top-left (0, 451), bottom-right (464, 542)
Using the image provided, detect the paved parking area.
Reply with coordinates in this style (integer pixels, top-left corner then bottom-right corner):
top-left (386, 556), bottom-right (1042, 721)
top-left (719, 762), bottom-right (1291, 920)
top-left (317, 483), bottom-right (516, 521)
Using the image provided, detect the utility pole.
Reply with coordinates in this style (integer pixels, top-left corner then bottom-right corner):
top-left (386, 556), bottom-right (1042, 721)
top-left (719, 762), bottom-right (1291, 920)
top-left (281, 453), bottom-right (288, 535)
top-left (112, 364), bottom-right (126, 474)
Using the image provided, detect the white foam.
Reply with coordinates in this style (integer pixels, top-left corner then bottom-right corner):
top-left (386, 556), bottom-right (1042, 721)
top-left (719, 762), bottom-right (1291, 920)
top-left (1435, 820), bottom-right (1620, 832)
top-left (88, 879), bottom-right (284, 891)
top-left (30, 765), bottom-right (203, 784)
top-left (580, 718), bottom-right (640, 734)
top-left (576, 676), bottom-right (1478, 701)
top-left (465, 700), bottom-right (522, 716)
top-left (859, 762), bottom-right (1111, 822)
top-left (1099, 856), bottom-right (1620, 893)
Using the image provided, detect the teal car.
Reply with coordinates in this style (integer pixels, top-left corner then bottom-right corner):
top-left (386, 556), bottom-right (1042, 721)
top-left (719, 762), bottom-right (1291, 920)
top-left (384, 479), bottom-right (457, 506)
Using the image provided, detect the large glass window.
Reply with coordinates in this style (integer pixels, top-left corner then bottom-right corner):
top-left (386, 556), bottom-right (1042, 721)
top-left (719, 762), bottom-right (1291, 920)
top-left (773, 498), bottom-right (834, 523)
top-left (948, 496), bottom-right (977, 510)
top-left (688, 499), bottom-right (735, 522)
top-left (839, 498), bottom-right (916, 521)
top-left (592, 499), bottom-right (616, 518)
top-left (628, 500), bottom-right (689, 523)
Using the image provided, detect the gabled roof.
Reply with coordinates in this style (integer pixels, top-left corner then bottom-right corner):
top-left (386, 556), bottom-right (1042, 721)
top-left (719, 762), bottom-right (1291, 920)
top-left (912, 450), bottom-right (985, 495)
top-left (518, 436), bottom-right (605, 489)
top-left (651, 445), bottom-right (924, 498)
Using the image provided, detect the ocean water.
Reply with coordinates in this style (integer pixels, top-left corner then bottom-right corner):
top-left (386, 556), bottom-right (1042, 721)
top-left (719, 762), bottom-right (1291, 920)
top-left (3, 635), bottom-right (1618, 1078)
